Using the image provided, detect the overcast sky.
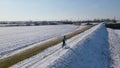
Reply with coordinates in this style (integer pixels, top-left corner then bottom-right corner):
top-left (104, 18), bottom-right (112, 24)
top-left (0, 0), bottom-right (120, 21)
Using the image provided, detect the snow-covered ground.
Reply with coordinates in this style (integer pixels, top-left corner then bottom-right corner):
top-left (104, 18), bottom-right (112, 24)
top-left (0, 25), bottom-right (83, 58)
top-left (114, 29), bottom-right (120, 37)
top-left (1, 23), bottom-right (119, 68)
top-left (11, 23), bottom-right (111, 68)
top-left (107, 28), bottom-right (120, 68)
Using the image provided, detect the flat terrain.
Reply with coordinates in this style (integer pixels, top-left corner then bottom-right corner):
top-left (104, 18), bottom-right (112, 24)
top-left (107, 28), bottom-right (120, 68)
top-left (0, 25), bottom-right (80, 58)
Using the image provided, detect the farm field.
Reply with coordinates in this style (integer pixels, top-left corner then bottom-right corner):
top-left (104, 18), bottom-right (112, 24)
top-left (107, 28), bottom-right (120, 68)
top-left (0, 25), bottom-right (83, 58)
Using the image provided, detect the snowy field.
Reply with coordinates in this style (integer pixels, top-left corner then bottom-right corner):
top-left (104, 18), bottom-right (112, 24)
top-left (107, 28), bottom-right (120, 68)
top-left (11, 23), bottom-right (111, 68)
top-left (1, 23), bottom-right (120, 68)
top-left (114, 29), bottom-right (120, 37)
top-left (0, 25), bottom-right (82, 58)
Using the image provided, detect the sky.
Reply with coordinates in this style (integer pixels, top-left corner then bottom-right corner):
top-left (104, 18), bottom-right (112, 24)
top-left (0, 0), bottom-right (120, 21)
